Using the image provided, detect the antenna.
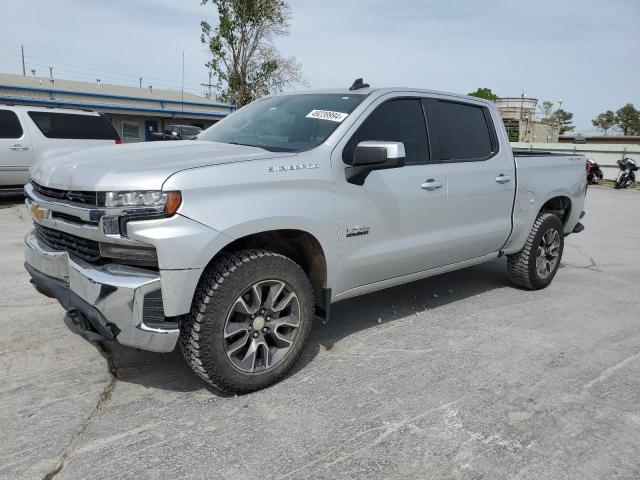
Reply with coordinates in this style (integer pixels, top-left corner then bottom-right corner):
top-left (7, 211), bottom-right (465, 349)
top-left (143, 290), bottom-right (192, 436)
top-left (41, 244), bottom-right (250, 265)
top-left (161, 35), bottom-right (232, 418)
top-left (181, 50), bottom-right (185, 126)
top-left (349, 78), bottom-right (369, 91)
top-left (21, 45), bottom-right (25, 76)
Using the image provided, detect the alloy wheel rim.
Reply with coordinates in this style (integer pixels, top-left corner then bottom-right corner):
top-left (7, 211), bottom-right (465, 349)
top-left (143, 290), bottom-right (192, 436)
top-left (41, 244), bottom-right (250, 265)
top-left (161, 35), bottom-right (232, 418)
top-left (223, 280), bottom-right (300, 373)
top-left (536, 228), bottom-right (561, 279)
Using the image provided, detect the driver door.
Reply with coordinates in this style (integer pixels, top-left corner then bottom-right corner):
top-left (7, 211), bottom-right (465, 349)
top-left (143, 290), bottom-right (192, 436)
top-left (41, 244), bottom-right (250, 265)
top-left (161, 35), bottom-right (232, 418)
top-left (331, 96), bottom-right (448, 296)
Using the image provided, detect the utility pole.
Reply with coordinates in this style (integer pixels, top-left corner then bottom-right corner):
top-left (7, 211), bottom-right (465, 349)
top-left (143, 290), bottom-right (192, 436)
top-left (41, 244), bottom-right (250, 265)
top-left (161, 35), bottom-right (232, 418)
top-left (180, 50), bottom-right (185, 125)
top-left (201, 71), bottom-right (214, 99)
top-left (520, 92), bottom-right (525, 142)
top-left (21, 45), bottom-right (25, 75)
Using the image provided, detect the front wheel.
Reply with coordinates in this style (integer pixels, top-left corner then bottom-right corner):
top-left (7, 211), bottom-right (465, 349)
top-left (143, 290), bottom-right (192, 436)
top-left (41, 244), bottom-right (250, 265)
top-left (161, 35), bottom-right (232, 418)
top-left (180, 250), bottom-right (315, 394)
top-left (507, 213), bottom-right (564, 290)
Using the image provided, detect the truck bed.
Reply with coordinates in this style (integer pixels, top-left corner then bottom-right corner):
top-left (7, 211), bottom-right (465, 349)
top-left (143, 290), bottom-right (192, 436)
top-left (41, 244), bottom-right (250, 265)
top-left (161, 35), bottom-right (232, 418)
top-left (513, 149), bottom-right (577, 157)
top-left (502, 152), bottom-right (586, 254)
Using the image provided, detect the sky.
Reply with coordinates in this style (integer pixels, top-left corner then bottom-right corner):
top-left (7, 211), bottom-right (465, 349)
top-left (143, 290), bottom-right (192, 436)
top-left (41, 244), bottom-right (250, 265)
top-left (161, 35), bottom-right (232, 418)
top-left (0, 0), bottom-right (638, 132)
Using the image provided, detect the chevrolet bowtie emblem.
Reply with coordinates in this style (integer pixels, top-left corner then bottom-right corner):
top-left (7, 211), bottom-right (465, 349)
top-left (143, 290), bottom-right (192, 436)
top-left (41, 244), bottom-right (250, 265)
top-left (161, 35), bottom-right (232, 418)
top-left (30, 202), bottom-right (49, 220)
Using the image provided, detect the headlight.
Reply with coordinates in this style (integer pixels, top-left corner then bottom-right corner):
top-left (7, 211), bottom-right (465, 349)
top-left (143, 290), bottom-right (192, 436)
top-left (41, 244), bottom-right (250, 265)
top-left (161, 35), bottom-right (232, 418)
top-left (104, 191), bottom-right (182, 216)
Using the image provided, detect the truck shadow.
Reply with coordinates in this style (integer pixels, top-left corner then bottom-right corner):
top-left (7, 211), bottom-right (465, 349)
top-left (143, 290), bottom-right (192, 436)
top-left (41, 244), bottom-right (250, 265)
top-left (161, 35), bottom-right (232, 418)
top-left (98, 258), bottom-right (512, 397)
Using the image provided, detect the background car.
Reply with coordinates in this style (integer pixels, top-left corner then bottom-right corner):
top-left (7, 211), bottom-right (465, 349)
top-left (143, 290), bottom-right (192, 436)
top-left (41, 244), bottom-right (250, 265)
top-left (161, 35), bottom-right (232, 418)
top-left (0, 105), bottom-right (121, 194)
top-left (152, 124), bottom-right (203, 141)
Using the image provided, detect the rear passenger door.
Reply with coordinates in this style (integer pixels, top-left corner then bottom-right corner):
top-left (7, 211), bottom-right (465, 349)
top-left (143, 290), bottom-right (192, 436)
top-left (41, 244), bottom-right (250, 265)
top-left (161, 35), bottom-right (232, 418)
top-left (0, 109), bottom-right (33, 187)
top-left (423, 98), bottom-right (515, 263)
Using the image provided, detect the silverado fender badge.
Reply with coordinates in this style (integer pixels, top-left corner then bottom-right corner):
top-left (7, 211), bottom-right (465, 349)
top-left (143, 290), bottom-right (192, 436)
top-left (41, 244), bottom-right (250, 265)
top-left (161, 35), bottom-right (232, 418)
top-left (267, 164), bottom-right (319, 173)
top-left (346, 226), bottom-right (370, 238)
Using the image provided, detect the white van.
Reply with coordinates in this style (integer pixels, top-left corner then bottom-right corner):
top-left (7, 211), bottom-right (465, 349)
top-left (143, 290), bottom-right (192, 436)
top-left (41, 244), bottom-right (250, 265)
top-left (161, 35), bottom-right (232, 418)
top-left (0, 106), bottom-right (121, 193)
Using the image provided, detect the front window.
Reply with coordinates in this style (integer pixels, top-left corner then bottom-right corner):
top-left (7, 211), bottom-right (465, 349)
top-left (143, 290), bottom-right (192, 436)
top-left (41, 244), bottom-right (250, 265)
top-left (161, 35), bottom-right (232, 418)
top-left (199, 94), bottom-right (366, 152)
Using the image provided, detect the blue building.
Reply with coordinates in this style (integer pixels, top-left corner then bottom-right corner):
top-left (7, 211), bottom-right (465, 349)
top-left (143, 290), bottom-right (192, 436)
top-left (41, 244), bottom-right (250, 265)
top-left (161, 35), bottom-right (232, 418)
top-left (0, 72), bottom-right (234, 142)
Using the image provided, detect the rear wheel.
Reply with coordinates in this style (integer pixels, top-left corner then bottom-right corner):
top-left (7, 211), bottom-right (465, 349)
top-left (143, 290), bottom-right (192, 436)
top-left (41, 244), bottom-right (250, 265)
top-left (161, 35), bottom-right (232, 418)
top-left (507, 213), bottom-right (564, 290)
top-left (180, 250), bottom-right (315, 394)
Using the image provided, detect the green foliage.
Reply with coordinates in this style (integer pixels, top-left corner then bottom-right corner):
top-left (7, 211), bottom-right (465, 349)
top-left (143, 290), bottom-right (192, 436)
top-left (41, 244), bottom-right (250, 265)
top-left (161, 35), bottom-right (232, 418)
top-left (541, 101), bottom-right (554, 118)
top-left (554, 109), bottom-right (575, 135)
top-left (468, 87), bottom-right (498, 101)
top-left (615, 103), bottom-right (640, 136)
top-left (201, 0), bottom-right (305, 107)
top-left (591, 110), bottom-right (616, 135)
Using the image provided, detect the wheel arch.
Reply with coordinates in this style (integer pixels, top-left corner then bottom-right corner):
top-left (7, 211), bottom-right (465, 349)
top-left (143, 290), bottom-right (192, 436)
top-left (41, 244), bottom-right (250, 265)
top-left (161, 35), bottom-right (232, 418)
top-left (203, 229), bottom-right (328, 306)
top-left (539, 195), bottom-right (572, 227)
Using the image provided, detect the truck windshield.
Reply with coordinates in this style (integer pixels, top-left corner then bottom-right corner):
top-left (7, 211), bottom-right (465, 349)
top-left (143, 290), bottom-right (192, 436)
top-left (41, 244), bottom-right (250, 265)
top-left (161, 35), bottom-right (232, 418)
top-left (199, 94), bottom-right (366, 152)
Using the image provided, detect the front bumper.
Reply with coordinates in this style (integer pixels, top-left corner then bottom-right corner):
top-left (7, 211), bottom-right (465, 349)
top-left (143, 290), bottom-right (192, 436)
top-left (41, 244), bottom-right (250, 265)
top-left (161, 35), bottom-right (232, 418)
top-left (24, 230), bottom-right (179, 353)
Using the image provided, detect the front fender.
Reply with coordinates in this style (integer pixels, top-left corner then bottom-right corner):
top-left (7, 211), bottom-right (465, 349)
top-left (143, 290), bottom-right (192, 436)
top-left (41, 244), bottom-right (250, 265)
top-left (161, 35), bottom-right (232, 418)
top-left (161, 155), bottom-right (339, 294)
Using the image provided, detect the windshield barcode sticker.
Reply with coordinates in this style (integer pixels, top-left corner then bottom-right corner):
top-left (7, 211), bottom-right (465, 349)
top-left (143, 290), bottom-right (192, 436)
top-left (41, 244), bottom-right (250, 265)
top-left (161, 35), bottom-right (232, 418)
top-left (306, 110), bottom-right (349, 123)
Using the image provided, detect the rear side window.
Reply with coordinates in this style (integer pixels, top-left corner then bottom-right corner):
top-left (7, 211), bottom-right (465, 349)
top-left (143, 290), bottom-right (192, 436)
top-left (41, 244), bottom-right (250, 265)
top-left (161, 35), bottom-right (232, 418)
top-left (430, 101), bottom-right (493, 161)
top-left (0, 110), bottom-right (23, 139)
top-left (346, 98), bottom-right (429, 164)
top-left (27, 112), bottom-right (119, 140)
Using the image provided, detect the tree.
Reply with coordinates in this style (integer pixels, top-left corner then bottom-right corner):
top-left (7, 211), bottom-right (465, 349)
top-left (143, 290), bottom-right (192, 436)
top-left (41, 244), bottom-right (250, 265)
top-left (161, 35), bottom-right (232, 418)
top-left (591, 110), bottom-right (616, 135)
top-left (541, 101), bottom-right (554, 119)
top-left (200, 0), bottom-right (306, 107)
top-left (615, 103), bottom-right (640, 136)
top-left (554, 109), bottom-right (575, 135)
top-left (468, 87), bottom-right (498, 101)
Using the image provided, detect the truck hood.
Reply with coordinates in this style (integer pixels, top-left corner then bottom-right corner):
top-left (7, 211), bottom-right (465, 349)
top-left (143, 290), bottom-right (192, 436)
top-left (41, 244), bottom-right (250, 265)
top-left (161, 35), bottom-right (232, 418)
top-left (30, 141), bottom-right (295, 191)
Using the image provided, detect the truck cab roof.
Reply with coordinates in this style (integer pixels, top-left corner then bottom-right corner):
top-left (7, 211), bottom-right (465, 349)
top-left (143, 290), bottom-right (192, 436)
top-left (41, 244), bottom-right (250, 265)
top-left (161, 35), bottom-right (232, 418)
top-left (272, 86), bottom-right (493, 106)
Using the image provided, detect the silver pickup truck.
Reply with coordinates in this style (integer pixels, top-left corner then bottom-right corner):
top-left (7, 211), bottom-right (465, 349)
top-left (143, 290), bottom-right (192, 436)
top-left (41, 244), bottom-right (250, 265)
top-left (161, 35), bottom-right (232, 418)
top-left (24, 81), bottom-right (587, 393)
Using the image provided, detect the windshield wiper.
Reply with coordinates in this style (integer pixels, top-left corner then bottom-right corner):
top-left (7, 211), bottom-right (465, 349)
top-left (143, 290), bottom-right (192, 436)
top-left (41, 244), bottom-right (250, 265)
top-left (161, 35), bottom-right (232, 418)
top-left (225, 142), bottom-right (295, 153)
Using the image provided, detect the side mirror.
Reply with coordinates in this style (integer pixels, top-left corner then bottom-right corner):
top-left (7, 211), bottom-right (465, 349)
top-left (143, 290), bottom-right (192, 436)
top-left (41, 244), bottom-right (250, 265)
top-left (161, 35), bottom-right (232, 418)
top-left (346, 141), bottom-right (406, 185)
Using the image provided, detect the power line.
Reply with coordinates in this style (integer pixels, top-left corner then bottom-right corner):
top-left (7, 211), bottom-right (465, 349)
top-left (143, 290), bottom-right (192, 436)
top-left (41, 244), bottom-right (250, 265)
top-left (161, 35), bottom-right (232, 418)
top-left (0, 49), bottom-right (206, 89)
top-left (23, 54), bottom-right (203, 87)
top-left (201, 71), bottom-right (215, 99)
top-left (0, 59), bottom-right (204, 96)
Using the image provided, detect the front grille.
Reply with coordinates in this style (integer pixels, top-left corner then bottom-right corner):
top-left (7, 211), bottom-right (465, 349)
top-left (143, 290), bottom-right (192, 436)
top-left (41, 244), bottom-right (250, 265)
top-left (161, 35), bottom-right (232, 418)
top-left (51, 211), bottom-right (98, 226)
top-left (35, 223), bottom-right (102, 263)
top-left (31, 181), bottom-right (98, 206)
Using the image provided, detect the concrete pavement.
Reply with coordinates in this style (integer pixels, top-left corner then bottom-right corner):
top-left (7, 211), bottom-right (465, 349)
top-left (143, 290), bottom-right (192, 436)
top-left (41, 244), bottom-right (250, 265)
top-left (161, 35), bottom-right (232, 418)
top-left (1, 187), bottom-right (639, 480)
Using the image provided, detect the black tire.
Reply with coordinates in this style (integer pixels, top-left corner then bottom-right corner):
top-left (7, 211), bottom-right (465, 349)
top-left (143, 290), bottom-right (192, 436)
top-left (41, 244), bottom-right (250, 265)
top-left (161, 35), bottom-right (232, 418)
top-left (180, 250), bottom-right (315, 394)
top-left (507, 213), bottom-right (564, 290)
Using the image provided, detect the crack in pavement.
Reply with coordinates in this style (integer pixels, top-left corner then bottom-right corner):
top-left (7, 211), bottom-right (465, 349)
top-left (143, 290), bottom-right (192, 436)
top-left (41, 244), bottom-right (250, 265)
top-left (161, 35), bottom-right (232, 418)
top-left (566, 245), bottom-right (602, 272)
top-left (41, 344), bottom-right (119, 480)
top-left (277, 396), bottom-right (467, 479)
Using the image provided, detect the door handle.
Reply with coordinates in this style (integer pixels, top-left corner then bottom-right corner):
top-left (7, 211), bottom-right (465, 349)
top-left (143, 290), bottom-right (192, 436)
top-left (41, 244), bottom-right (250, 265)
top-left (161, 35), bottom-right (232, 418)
top-left (495, 174), bottom-right (511, 184)
top-left (9, 144), bottom-right (29, 151)
top-left (421, 179), bottom-right (443, 190)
